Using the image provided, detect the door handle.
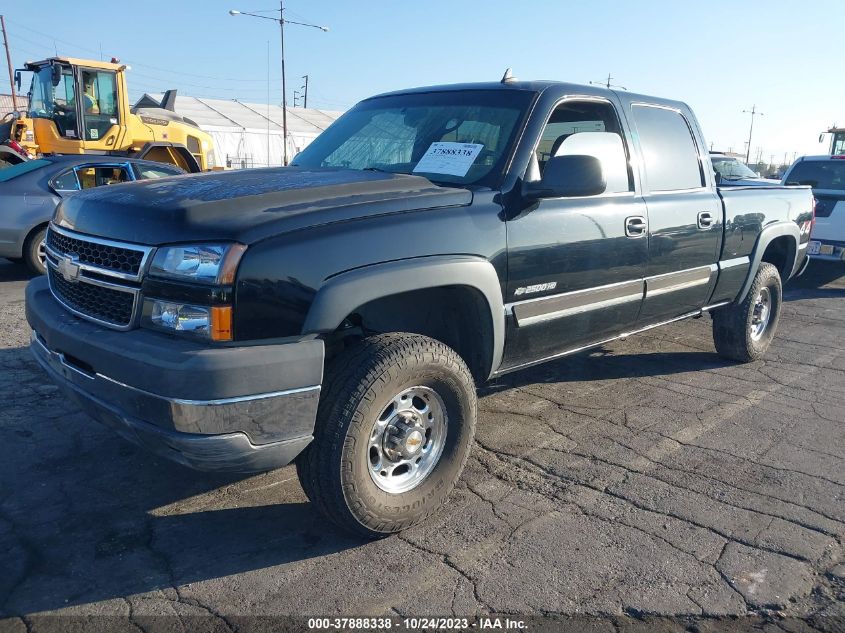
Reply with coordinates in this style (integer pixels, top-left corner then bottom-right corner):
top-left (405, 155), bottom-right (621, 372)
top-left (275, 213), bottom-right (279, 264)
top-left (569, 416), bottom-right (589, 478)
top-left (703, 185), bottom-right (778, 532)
top-left (697, 211), bottom-right (714, 229)
top-left (625, 215), bottom-right (647, 237)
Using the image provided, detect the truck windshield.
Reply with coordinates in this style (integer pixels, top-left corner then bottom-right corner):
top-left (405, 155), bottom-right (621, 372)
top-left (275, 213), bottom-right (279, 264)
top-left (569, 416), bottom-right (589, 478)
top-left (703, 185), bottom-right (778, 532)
top-left (785, 160), bottom-right (845, 190)
top-left (292, 90), bottom-right (534, 187)
top-left (711, 156), bottom-right (759, 180)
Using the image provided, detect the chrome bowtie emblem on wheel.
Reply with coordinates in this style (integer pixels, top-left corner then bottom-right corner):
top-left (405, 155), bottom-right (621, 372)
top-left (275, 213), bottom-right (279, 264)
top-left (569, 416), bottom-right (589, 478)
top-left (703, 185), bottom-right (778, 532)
top-left (56, 254), bottom-right (81, 283)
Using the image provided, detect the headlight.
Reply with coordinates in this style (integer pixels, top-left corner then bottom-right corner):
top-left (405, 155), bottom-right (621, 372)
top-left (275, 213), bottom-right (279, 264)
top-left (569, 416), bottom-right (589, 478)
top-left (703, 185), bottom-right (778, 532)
top-left (142, 299), bottom-right (232, 341)
top-left (205, 150), bottom-right (216, 170)
top-left (149, 243), bottom-right (245, 284)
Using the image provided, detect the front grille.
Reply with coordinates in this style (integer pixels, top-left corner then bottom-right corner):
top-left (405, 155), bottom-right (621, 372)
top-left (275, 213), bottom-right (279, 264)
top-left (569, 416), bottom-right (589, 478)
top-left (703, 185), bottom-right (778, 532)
top-left (49, 269), bottom-right (136, 327)
top-left (45, 226), bottom-right (150, 330)
top-left (46, 229), bottom-right (145, 275)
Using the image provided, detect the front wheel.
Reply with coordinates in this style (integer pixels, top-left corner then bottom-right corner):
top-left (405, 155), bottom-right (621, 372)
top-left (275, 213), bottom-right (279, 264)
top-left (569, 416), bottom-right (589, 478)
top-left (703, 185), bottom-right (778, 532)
top-left (296, 333), bottom-right (476, 538)
top-left (712, 262), bottom-right (782, 362)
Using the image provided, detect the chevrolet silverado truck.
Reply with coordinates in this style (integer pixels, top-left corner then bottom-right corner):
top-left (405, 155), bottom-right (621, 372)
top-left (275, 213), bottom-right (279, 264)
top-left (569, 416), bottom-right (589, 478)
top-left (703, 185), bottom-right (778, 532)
top-left (25, 79), bottom-right (815, 537)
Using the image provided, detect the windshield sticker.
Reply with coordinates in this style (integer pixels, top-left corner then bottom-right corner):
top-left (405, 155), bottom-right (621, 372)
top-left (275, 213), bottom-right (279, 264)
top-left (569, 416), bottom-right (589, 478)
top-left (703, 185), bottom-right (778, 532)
top-left (413, 142), bottom-right (484, 177)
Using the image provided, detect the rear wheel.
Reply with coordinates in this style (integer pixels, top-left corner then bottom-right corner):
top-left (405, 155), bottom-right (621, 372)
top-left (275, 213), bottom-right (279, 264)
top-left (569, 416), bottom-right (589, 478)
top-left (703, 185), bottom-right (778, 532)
top-left (712, 262), bottom-right (782, 362)
top-left (296, 333), bottom-right (476, 538)
top-left (23, 226), bottom-right (47, 275)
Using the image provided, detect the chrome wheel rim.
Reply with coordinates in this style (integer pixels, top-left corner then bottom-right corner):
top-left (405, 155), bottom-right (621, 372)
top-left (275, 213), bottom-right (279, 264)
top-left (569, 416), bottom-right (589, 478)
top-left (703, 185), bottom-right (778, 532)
top-left (750, 286), bottom-right (772, 341)
top-left (367, 386), bottom-right (447, 494)
top-left (37, 239), bottom-right (47, 268)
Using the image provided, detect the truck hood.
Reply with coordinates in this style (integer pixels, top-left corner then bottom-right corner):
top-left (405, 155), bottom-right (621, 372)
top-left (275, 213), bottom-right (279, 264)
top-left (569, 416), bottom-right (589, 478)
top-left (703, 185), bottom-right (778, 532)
top-left (53, 167), bottom-right (472, 245)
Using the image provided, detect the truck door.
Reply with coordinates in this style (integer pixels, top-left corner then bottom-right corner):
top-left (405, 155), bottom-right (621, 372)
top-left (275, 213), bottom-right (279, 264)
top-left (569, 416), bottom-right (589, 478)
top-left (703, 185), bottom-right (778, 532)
top-left (501, 97), bottom-right (648, 370)
top-left (625, 103), bottom-right (722, 325)
top-left (78, 68), bottom-right (121, 151)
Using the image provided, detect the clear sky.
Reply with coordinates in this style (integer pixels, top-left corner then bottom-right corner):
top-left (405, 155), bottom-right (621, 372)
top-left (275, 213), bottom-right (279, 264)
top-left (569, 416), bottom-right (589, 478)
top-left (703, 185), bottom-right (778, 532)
top-left (2, 0), bottom-right (842, 164)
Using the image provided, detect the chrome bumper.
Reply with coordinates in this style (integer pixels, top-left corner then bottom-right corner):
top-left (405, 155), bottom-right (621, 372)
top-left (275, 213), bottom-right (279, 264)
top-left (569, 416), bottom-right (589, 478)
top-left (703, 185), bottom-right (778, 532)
top-left (30, 332), bottom-right (317, 472)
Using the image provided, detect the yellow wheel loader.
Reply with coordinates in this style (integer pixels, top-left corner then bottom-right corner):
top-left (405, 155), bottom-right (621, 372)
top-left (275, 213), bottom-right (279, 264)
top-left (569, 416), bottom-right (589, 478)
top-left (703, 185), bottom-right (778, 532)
top-left (0, 57), bottom-right (215, 172)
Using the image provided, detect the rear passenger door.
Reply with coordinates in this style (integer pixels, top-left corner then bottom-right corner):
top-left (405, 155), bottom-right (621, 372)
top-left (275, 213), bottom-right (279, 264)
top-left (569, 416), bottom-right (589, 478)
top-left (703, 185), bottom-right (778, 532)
top-left (624, 102), bottom-right (722, 325)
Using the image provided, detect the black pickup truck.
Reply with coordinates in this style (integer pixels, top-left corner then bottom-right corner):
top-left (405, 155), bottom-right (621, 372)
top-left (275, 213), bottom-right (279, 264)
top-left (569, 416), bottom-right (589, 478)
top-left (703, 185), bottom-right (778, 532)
top-left (26, 79), bottom-right (815, 537)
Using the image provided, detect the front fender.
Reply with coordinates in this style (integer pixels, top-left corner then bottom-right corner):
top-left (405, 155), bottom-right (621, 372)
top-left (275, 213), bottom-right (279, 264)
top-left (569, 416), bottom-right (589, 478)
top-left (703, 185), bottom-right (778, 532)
top-left (303, 255), bottom-right (505, 378)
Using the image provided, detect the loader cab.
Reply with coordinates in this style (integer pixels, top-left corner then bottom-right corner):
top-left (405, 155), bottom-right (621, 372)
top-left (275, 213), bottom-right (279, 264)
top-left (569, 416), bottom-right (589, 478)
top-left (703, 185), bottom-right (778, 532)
top-left (23, 57), bottom-right (127, 154)
top-left (832, 131), bottom-right (845, 156)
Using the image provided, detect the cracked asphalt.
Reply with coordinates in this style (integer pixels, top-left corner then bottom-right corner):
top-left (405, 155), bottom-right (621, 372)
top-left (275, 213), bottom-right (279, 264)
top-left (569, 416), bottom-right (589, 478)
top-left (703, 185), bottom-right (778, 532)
top-left (0, 260), bottom-right (843, 630)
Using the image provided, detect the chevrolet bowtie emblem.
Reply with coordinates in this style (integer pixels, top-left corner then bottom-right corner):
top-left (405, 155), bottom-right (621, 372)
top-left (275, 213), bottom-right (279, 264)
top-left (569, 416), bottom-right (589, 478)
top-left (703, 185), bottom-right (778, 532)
top-left (56, 254), bottom-right (81, 283)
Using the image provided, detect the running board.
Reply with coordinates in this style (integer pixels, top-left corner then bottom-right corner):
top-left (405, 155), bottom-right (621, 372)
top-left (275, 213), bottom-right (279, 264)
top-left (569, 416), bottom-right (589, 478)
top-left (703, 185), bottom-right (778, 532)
top-left (493, 302), bottom-right (730, 376)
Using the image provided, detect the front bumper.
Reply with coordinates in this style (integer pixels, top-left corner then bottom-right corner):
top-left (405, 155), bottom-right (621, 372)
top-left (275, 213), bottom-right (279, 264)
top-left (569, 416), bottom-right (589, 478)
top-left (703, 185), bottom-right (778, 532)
top-left (26, 276), bottom-right (324, 472)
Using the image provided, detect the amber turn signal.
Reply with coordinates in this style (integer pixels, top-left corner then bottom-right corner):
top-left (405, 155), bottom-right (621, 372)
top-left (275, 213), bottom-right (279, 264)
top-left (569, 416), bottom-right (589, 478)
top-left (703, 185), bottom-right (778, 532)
top-left (210, 306), bottom-right (233, 341)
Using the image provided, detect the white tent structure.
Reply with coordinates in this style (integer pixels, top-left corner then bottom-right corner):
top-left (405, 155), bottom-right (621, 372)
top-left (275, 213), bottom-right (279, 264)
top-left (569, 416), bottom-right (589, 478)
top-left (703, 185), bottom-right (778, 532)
top-left (146, 94), bottom-right (343, 169)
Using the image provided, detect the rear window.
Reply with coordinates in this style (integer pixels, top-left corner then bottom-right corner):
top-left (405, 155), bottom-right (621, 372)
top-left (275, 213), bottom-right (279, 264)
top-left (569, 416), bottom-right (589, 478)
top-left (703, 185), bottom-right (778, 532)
top-left (632, 105), bottom-right (704, 191)
top-left (0, 159), bottom-right (51, 182)
top-left (785, 160), bottom-right (845, 190)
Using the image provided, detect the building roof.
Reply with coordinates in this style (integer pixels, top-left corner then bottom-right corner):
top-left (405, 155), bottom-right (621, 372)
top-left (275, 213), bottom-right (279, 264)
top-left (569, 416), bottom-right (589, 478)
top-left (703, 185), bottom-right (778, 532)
top-left (0, 94), bottom-right (28, 116)
top-left (143, 94), bottom-right (342, 136)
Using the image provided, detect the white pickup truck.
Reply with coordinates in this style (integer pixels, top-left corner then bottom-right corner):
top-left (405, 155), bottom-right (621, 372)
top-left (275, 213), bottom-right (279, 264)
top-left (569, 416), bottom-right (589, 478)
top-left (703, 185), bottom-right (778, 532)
top-left (784, 156), bottom-right (845, 261)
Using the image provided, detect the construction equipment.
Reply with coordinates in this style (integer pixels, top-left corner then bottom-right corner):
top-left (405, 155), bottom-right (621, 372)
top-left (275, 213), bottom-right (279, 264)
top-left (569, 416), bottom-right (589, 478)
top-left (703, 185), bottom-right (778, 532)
top-left (825, 126), bottom-right (845, 156)
top-left (0, 56), bottom-right (215, 172)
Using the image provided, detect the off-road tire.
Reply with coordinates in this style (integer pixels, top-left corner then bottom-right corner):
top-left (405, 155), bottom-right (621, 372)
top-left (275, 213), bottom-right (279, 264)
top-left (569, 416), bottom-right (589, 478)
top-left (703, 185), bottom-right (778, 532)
top-left (296, 333), bottom-right (476, 538)
top-left (23, 226), bottom-right (47, 275)
top-left (712, 262), bottom-right (782, 362)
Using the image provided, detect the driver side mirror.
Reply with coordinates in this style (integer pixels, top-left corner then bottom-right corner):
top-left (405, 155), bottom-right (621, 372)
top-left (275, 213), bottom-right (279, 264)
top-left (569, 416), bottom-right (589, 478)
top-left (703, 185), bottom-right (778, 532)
top-left (14, 70), bottom-right (20, 92)
top-left (524, 154), bottom-right (606, 199)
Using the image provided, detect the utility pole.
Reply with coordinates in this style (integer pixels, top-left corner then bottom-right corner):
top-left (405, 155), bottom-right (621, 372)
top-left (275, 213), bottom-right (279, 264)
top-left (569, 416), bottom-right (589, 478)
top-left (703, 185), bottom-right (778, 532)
top-left (279, 0), bottom-right (288, 165)
top-left (302, 74), bottom-right (309, 108)
top-left (1, 15), bottom-right (18, 111)
top-left (229, 5), bottom-right (327, 164)
top-left (742, 105), bottom-right (764, 164)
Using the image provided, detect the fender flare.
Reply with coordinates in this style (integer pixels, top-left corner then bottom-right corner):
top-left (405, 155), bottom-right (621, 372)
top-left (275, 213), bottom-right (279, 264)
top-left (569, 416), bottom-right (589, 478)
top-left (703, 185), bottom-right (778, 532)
top-left (736, 221), bottom-right (800, 302)
top-left (302, 255), bottom-right (505, 379)
top-left (132, 142), bottom-right (201, 173)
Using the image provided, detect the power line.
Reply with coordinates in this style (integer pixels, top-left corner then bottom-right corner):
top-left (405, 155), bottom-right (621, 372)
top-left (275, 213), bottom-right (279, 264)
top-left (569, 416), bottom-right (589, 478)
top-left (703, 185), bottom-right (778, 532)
top-left (4, 17), bottom-right (270, 83)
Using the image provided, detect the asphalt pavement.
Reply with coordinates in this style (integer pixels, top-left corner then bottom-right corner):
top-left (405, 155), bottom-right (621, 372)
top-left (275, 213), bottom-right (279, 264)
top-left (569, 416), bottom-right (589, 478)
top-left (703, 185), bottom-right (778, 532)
top-left (0, 260), bottom-right (843, 631)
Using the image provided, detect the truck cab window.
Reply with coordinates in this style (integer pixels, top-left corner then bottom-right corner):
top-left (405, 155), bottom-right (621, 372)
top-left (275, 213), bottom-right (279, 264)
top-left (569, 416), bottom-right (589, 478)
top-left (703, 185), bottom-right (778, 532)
top-left (80, 70), bottom-right (118, 141)
top-left (631, 105), bottom-right (704, 191)
top-left (530, 100), bottom-right (633, 193)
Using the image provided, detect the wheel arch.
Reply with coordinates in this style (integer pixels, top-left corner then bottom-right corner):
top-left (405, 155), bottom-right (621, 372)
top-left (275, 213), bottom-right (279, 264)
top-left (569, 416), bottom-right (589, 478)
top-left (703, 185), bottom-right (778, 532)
top-left (20, 220), bottom-right (50, 257)
top-left (736, 222), bottom-right (799, 303)
top-left (302, 256), bottom-right (505, 381)
top-left (132, 142), bottom-right (201, 173)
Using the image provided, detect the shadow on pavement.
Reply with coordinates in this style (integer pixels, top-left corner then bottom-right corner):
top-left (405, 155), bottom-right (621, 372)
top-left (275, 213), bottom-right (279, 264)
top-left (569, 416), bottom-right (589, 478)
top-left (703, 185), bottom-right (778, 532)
top-left (481, 349), bottom-right (734, 397)
top-left (0, 345), bottom-right (363, 616)
top-left (0, 261), bottom-right (37, 283)
top-left (784, 260), bottom-right (845, 301)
